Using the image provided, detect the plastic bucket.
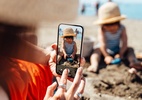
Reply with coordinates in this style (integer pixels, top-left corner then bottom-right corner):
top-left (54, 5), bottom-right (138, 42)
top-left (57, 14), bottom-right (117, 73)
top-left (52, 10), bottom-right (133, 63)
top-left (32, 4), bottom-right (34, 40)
top-left (82, 37), bottom-right (95, 57)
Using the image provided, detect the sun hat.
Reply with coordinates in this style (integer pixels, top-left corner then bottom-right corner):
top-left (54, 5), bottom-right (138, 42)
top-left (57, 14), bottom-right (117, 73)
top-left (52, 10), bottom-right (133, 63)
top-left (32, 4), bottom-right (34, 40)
top-left (61, 28), bottom-right (76, 38)
top-left (0, 0), bottom-right (78, 27)
top-left (93, 2), bottom-right (126, 25)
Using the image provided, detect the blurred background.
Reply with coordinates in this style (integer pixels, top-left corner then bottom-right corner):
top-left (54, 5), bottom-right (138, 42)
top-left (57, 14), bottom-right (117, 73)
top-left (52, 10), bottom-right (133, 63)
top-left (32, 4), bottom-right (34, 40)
top-left (79, 0), bottom-right (142, 19)
top-left (37, 0), bottom-right (142, 55)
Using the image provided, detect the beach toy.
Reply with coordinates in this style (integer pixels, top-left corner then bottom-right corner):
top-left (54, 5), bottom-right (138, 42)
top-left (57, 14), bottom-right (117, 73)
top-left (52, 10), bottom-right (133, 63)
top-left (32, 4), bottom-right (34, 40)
top-left (67, 57), bottom-right (73, 63)
top-left (111, 58), bottom-right (121, 64)
top-left (82, 37), bottom-right (96, 57)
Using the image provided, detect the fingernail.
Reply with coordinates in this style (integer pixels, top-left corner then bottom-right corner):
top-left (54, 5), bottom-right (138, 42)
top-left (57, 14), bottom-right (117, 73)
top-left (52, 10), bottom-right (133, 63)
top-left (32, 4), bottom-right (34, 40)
top-left (78, 67), bottom-right (83, 72)
top-left (64, 69), bottom-right (68, 72)
top-left (67, 69), bottom-right (70, 73)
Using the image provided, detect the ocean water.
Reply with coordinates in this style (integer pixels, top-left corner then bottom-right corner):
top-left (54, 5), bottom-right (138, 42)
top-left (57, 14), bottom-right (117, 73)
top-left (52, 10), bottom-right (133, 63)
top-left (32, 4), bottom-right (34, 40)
top-left (79, 0), bottom-right (142, 20)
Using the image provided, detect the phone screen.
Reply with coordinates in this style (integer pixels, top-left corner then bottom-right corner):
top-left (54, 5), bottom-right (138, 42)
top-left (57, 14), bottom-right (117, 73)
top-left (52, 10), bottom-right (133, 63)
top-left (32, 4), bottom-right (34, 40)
top-left (56, 23), bottom-right (84, 78)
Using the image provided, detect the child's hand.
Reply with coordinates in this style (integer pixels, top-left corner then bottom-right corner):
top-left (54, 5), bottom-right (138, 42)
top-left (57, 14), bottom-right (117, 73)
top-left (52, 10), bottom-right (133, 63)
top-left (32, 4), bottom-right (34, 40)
top-left (64, 53), bottom-right (68, 59)
top-left (70, 54), bottom-right (75, 59)
top-left (114, 54), bottom-right (120, 59)
top-left (104, 56), bottom-right (113, 64)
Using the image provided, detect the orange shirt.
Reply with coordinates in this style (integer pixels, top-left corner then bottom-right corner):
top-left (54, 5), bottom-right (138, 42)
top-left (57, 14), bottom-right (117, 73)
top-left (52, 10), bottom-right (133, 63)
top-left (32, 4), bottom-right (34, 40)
top-left (0, 56), bottom-right (53, 100)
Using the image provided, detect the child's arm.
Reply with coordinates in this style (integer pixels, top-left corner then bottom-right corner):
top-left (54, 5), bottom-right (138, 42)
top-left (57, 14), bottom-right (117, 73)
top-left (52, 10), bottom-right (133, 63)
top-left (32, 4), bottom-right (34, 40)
top-left (119, 27), bottom-right (128, 58)
top-left (99, 28), bottom-right (109, 57)
top-left (61, 40), bottom-right (67, 59)
top-left (99, 28), bottom-right (113, 64)
top-left (72, 41), bottom-right (77, 56)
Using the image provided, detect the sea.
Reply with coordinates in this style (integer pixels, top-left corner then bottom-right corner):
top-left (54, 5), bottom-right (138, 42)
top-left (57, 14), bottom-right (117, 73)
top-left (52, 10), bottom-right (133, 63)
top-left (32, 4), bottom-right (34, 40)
top-left (79, 0), bottom-right (142, 20)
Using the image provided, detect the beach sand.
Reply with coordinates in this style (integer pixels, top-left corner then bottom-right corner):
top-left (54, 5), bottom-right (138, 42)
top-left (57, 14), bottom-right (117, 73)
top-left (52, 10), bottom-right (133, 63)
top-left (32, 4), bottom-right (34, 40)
top-left (38, 15), bottom-right (142, 53)
top-left (37, 15), bottom-right (142, 100)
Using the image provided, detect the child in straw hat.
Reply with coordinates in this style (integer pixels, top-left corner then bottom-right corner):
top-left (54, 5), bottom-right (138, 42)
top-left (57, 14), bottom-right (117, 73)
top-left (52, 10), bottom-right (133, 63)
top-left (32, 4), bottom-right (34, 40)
top-left (57, 28), bottom-right (77, 63)
top-left (87, 2), bottom-right (142, 74)
top-left (0, 0), bottom-right (85, 99)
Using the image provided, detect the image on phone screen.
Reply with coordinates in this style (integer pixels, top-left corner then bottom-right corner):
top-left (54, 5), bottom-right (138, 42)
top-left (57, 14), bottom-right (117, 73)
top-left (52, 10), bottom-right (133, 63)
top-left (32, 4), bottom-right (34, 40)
top-left (56, 23), bottom-right (84, 78)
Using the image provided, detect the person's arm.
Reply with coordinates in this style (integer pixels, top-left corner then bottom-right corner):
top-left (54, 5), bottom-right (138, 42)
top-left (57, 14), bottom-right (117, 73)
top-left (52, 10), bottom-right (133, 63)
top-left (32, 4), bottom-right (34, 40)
top-left (119, 27), bottom-right (128, 58)
top-left (0, 36), bottom-right (50, 65)
top-left (0, 86), bottom-right (9, 100)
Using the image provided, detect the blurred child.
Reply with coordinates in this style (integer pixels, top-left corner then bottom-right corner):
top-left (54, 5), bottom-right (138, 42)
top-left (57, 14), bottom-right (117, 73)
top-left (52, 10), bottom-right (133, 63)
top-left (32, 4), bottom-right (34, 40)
top-left (87, 2), bottom-right (142, 73)
top-left (95, 0), bottom-right (100, 16)
top-left (57, 28), bottom-right (77, 63)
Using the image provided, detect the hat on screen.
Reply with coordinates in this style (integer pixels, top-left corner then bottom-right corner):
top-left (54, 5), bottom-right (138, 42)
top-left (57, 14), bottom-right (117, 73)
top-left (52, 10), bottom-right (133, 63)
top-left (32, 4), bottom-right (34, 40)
top-left (61, 28), bottom-right (76, 38)
top-left (93, 2), bottom-right (126, 25)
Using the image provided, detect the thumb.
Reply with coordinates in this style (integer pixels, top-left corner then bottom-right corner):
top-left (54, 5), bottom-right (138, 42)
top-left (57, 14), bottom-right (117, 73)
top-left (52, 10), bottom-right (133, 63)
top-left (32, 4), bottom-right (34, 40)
top-left (51, 43), bottom-right (57, 50)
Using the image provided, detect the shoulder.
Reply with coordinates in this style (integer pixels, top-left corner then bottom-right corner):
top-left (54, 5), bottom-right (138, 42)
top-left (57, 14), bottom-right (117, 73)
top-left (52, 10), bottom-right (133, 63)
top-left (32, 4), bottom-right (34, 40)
top-left (62, 40), bottom-right (65, 44)
top-left (120, 24), bottom-right (127, 32)
top-left (120, 24), bottom-right (126, 30)
top-left (118, 24), bottom-right (126, 35)
top-left (98, 27), bottom-right (105, 37)
top-left (119, 24), bottom-right (127, 36)
top-left (73, 41), bottom-right (76, 44)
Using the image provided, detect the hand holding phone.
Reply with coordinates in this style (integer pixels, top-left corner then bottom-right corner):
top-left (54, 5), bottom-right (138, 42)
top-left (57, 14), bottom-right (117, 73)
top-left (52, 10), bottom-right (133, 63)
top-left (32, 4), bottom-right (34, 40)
top-left (56, 23), bottom-right (84, 78)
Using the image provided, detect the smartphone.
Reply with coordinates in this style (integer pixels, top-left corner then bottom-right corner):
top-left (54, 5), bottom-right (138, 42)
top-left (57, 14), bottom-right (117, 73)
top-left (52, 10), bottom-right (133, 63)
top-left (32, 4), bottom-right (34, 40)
top-left (56, 23), bottom-right (84, 78)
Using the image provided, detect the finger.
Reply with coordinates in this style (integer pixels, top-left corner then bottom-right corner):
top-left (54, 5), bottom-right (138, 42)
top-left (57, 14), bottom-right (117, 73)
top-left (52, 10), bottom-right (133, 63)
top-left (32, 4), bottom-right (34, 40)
top-left (77, 77), bottom-right (86, 93)
top-left (51, 43), bottom-right (57, 50)
top-left (74, 78), bottom-right (86, 100)
top-left (49, 43), bottom-right (57, 63)
top-left (45, 43), bottom-right (57, 56)
top-left (80, 57), bottom-right (86, 67)
top-left (56, 77), bottom-right (61, 83)
top-left (67, 67), bottom-right (83, 97)
top-left (57, 69), bottom-right (68, 92)
top-left (49, 50), bottom-right (57, 63)
top-left (49, 47), bottom-right (57, 76)
top-left (43, 82), bottom-right (57, 100)
top-left (49, 56), bottom-right (59, 77)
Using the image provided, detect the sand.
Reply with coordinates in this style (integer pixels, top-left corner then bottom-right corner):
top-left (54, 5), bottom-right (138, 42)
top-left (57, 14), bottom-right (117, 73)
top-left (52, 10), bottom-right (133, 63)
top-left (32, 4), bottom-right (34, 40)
top-left (37, 15), bottom-right (142, 53)
top-left (37, 15), bottom-right (142, 100)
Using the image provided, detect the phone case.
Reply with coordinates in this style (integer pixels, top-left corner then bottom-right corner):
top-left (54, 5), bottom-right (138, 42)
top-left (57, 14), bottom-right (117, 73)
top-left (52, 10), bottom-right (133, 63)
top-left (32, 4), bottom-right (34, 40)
top-left (56, 23), bottom-right (84, 78)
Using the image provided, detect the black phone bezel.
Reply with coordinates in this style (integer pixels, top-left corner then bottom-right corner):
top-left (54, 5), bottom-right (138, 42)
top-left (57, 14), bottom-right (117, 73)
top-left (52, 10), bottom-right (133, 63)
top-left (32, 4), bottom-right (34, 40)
top-left (56, 23), bottom-right (84, 78)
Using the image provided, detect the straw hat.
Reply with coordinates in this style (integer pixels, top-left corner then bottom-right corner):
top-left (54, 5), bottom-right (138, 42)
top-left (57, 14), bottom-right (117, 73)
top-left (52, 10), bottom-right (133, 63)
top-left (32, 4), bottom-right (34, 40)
top-left (93, 2), bottom-right (126, 25)
top-left (61, 28), bottom-right (76, 38)
top-left (0, 0), bottom-right (78, 27)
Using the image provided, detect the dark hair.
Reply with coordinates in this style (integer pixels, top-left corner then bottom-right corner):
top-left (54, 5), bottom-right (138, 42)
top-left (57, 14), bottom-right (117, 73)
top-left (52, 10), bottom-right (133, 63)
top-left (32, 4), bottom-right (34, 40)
top-left (103, 21), bottom-right (120, 27)
top-left (64, 36), bottom-right (74, 40)
top-left (101, 21), bottom-right (121, 32)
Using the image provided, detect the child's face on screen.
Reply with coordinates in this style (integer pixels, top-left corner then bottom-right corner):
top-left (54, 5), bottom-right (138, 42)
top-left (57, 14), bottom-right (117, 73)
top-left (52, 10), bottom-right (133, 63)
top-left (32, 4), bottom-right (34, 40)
top-left (64, 36), bottom-right (73, 44)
